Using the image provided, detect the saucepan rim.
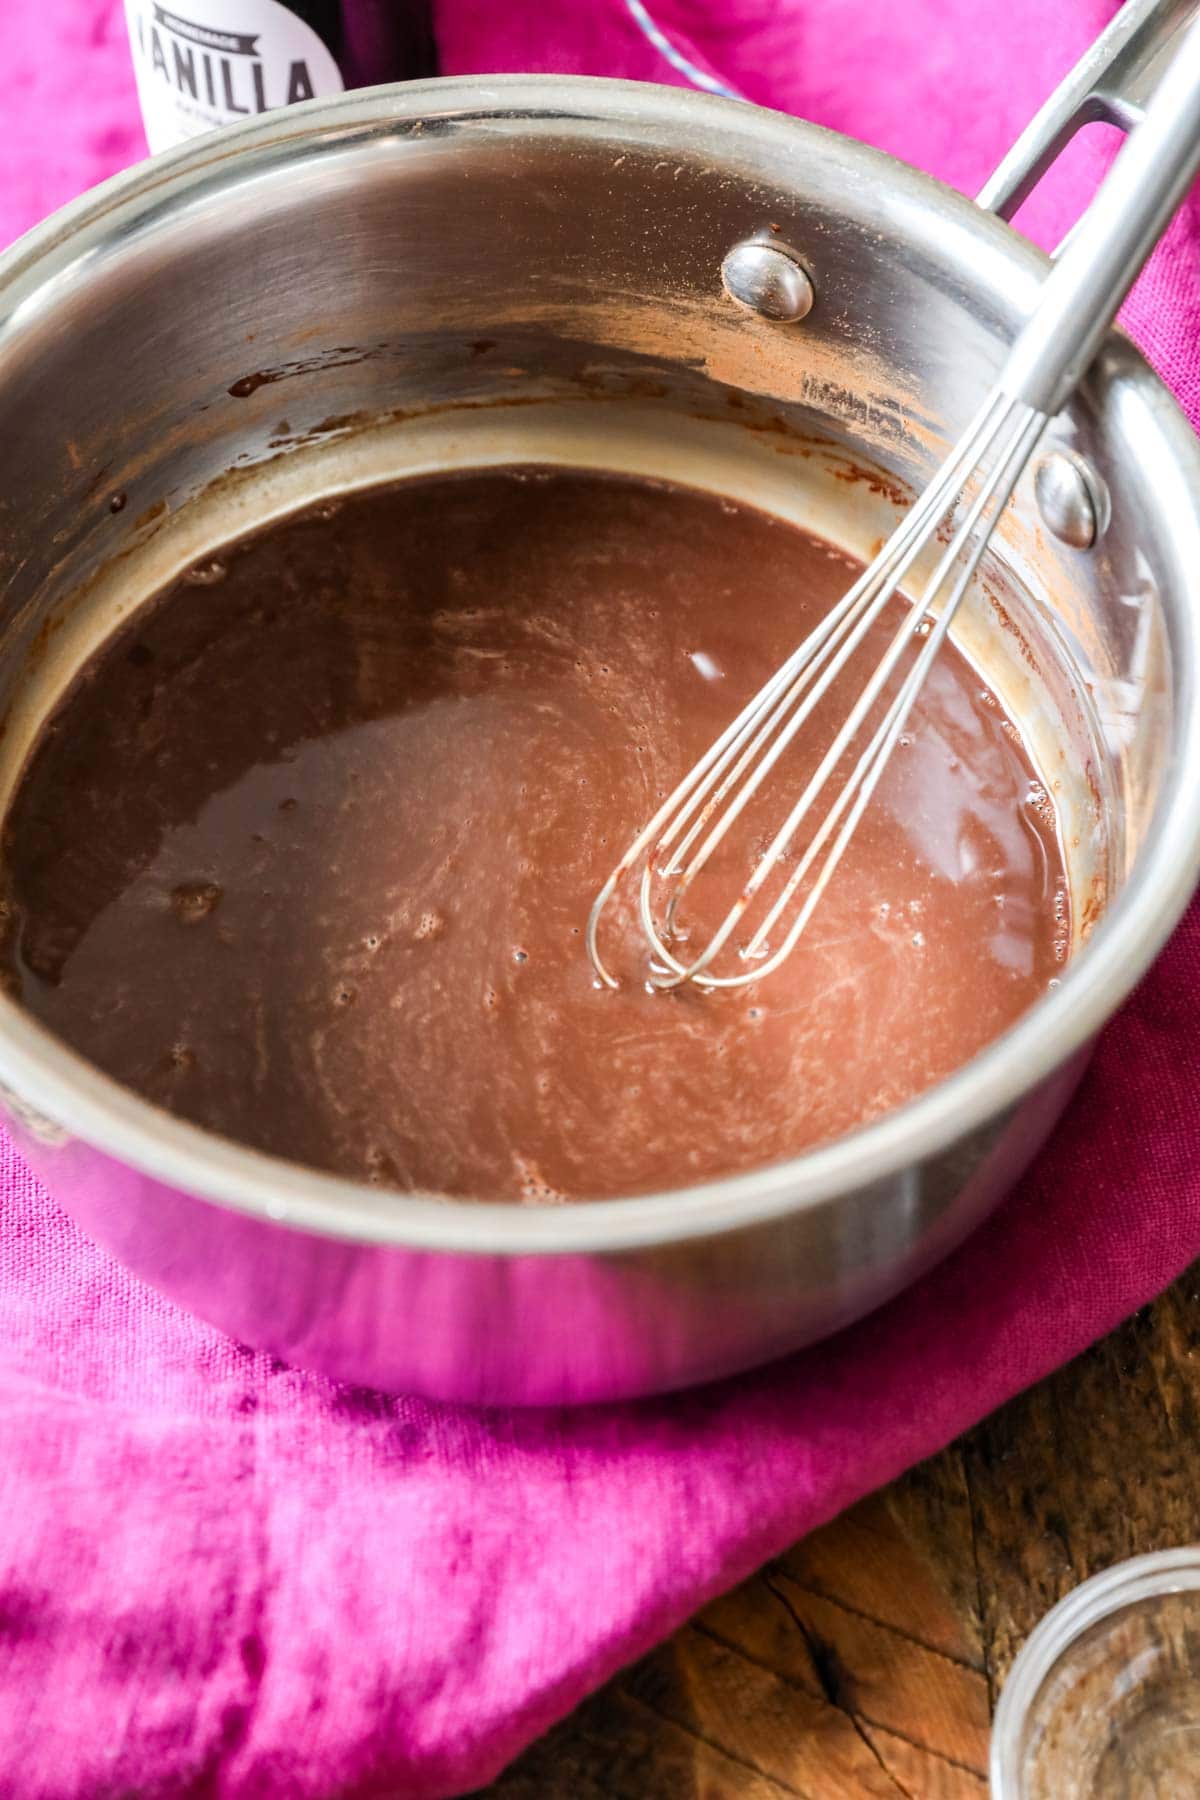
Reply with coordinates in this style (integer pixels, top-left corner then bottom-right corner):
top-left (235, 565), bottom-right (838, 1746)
top-left (1, 74), bottom-right (1198, 1257)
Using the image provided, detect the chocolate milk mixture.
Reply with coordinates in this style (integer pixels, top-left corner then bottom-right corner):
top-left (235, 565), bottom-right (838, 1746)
top-left (0, 470), bottom-right (1067, 1200)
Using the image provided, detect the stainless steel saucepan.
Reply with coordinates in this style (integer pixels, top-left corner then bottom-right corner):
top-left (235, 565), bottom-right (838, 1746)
top-left (0, 2), bottom-right (1197, 1402)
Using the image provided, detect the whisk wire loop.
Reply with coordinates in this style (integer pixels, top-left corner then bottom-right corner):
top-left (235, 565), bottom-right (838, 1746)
top-left (632, 399), bottom-right (1044, 990)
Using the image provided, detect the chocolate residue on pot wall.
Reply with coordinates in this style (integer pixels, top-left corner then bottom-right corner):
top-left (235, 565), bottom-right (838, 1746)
top-left (228, 349), bottom-right (370, 400)
top-left (0, 469), bottom-right (1069, 1202)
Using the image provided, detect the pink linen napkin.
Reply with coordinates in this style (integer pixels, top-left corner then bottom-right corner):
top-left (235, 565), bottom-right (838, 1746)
top-left (3, 2), bottom-right (1200, 1794)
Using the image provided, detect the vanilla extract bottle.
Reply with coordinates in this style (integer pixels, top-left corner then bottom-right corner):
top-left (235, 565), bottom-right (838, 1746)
top-left (124, 0), bottom-right (437, 154)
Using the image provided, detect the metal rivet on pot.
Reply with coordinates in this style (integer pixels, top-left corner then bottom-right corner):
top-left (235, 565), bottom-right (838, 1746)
top-left (720, 241), bottom-right (815, 323)
top-left (1034, 451), bottom-right (1110, 550)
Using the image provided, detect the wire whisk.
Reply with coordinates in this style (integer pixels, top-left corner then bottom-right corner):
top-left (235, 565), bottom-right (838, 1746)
top-left (587, 11), bottom-right (1200, 992)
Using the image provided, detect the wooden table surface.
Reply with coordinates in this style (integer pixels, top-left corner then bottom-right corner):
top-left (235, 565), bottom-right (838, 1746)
top-left (478, 1264), bottom-right (1200, 1797)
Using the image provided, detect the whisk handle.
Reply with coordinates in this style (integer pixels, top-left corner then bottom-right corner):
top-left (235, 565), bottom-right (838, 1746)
top-left (979, 0), bottom-right (1196, 221)
top-left (999, 7), bottom-right (1200, 415)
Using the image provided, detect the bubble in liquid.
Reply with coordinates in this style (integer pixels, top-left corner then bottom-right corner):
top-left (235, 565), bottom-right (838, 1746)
top-left (912, 931), bottom-right (926, 949)
top-left (185, 558), bottom-right (227, 587)
top-left (414, 911), bottom-right (444, 941)
top-left (513, 948), bottom-right (528, 963)
top-left (514, 1155), bottom-right (567, 1205)
top-left (1026, 783), bottom-right (1057, 830)
top-left (365, 1145), bottom-right (400, 1187)
top-left (1048, 977), bottom-right (1062, 990)
top-left (897, 733), bottom-right (914, 749)
top-left (170, 881), bottom-right (222, 924)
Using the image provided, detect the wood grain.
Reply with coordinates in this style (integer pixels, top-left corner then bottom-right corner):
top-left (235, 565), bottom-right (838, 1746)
top-left (478, 1266), bottom-right (1200, 1797)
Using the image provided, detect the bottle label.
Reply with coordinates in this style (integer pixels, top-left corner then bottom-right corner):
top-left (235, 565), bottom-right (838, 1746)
top-left (124, 0), bottom-right (344, 153)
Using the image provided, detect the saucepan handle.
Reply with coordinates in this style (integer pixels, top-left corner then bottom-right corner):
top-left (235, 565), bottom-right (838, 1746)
top-left (977, 0), bottom-right (1199, 223)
